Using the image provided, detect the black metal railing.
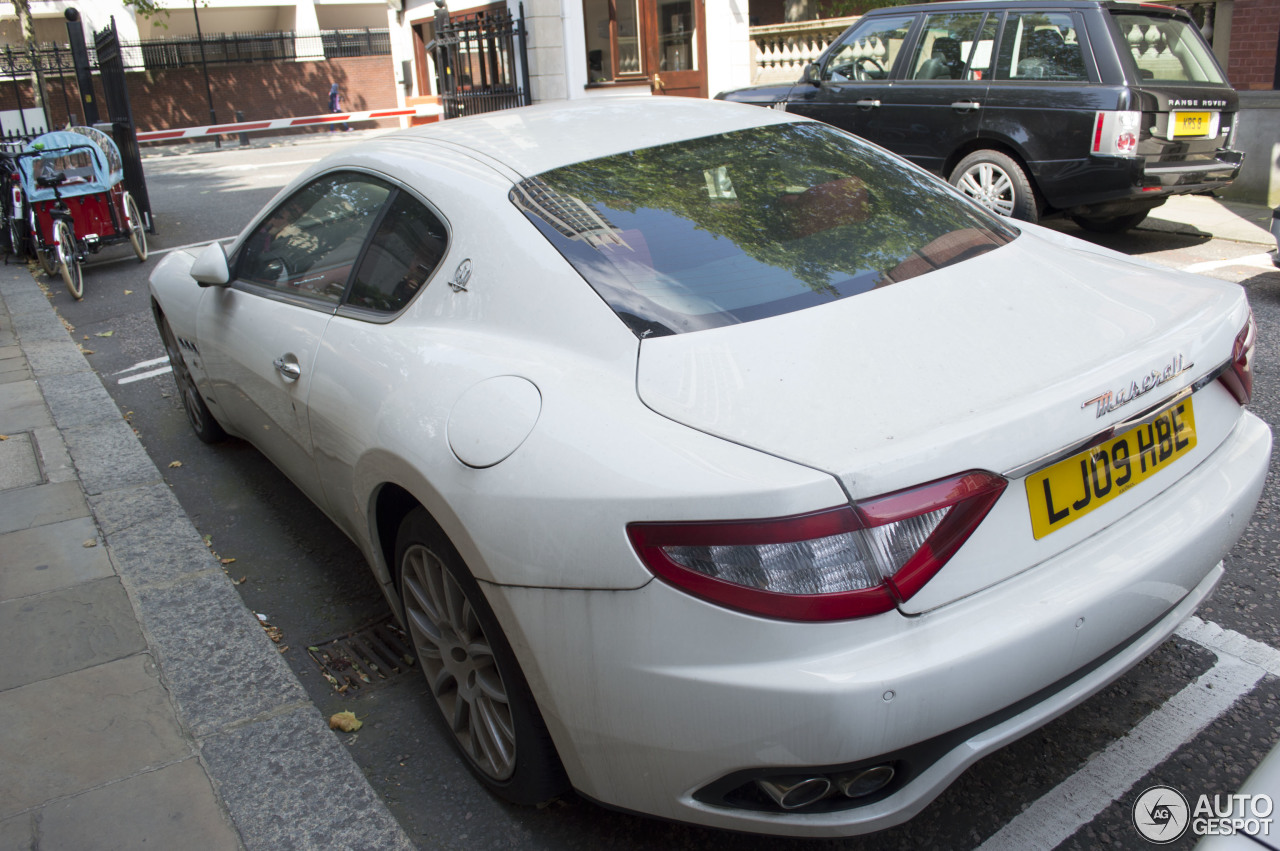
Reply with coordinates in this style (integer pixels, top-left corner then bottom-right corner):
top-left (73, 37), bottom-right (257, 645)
top-left (432, 7), bottom-right (530, 120)
top-left (0, 28), bottom-right (391, 79)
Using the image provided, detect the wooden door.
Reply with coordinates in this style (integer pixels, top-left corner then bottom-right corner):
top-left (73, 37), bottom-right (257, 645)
top-left (642, 0), bottom-right (707, 97)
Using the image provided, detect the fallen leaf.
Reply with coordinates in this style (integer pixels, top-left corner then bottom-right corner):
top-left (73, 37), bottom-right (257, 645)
top-left (329, 711), bottom-right (363, 732)
top-left (94, 330), bottom-right (114, 337)
top-left (202, 534), bottom-right (213, 547)
top-left (168, 460), bottom-right (182, 468)
top-left (83, 334), bottom-right (89, 340)
top-left (0, 435), bottom-right (7, 441)
top-left (220, 557), bottom-right (236, 564)
top-left (233, 576), bottom-right (247, 585)
top-left (79, 348), bottom-right (94, 355)
top-left (124, 289), bottom-right (133, 295)
top-left (82, 539), bottom-right (97, 548)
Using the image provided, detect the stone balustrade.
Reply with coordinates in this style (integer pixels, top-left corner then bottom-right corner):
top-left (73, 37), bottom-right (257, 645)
top-left (750, 16), bottom-right (859, 85)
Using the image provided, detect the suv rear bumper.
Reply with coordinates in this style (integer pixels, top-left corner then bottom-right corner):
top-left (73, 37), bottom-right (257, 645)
top-left (1036, 150), bottom-right (1243, 216)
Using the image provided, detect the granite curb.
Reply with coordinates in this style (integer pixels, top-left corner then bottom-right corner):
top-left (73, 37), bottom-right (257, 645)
top-left (0, 263), bottom-right (413, 850)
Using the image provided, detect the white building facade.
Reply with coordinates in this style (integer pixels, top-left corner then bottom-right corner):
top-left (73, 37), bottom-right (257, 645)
top-left (398, 0), bottom-right (752, 105)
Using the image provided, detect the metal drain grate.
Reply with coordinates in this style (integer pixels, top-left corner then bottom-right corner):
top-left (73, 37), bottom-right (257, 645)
top-left (308, 618), bottom-right (416, 693)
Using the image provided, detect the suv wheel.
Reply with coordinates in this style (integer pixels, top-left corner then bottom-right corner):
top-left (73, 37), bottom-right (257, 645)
top-left (950, 150), bottom-right (1037, 223)
top-left (1069, 211), bottom-right (1149, 234)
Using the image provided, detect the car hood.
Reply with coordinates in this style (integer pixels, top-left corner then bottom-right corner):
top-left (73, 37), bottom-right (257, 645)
top-left (636, 225), bottom-right (1247, 606)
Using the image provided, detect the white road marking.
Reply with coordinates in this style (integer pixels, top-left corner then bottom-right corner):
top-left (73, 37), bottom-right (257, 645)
top-left (202, 158), bottom-right (320, 173)
top-left (113, 356), bottom-right (170, 375)
top-left (88, 236), bottom-right (236, 269)
top-left (1177, 616), bottom-right (1280, 677)
top-left (976, 652), bottom-right (1263, 851)
top-left (975, 617), bottom-right (1280, 851)
top-left (1185, 253), bottom-right (1276, 274)
top-left (148, 157), bottom-right (320, 174)
top-left (118, 366), bottom-right (172, 385)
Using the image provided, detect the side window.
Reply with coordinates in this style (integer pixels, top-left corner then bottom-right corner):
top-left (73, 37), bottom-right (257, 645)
top-left (996, 12), bottom-right (1089, 81)
top-left (909, 12), bottom-right (984, 81)
top-left (345, 192), bottom-right (449, 314)
top-left (823, 15), bottom-right (914, 82)
top-left (967, 14), bottom-right (998, 81)
top-left (238, 172), bottom-right (392, 304)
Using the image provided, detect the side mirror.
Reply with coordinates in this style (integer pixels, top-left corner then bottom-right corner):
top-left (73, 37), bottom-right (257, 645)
top-left (190, 241), bottom-right (231, 287)
top-left (802, 62), bottom-right (822, 86)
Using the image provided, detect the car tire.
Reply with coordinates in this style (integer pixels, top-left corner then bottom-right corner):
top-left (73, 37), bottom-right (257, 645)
top-left (158, 314), bottom-right (227, 444)
top-left (54, 220), bottom-right (83, 300)
top-left (395, 507), bottom-right (568, 805)
top-left (950, 150), bottom-right (1038, 223)
top-left (1069, 211), bottom-right (1150, 234)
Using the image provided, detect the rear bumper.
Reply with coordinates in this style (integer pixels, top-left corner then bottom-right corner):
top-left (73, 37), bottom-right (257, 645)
top-left (1036, 150), bottom-right (1243, 215)
top-left (490, 411), bottom-right (1270, 837)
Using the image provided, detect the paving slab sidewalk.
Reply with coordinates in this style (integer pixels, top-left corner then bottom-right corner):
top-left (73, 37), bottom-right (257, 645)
top-left (0, 262), bottom-right (412, 851)
top-left (1141, 193), bottom-right (1275, 246)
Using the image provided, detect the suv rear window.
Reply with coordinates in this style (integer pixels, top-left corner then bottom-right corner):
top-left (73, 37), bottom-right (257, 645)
top-left (511, 122), bottom-right (1016, 337)
top-left (1113, 13), bottom-right (1224, 84)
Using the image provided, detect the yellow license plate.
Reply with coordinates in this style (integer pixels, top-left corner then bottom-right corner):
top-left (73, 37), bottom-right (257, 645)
top-left (1025, 398), bottom-right (1196, 540)
top-left (1172, 112), bottom-right (1211, 137)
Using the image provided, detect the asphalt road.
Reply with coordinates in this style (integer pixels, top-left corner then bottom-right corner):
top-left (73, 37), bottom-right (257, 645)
top-left (35, 131), bottom-right (1280, 850)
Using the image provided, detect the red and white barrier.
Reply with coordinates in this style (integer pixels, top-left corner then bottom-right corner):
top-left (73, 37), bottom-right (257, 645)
top-left (137, 103), bottom-right (443, 143)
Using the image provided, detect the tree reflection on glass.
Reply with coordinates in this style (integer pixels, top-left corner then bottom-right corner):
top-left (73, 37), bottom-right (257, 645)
top-left (513, 122), bottom-right (1016, 337)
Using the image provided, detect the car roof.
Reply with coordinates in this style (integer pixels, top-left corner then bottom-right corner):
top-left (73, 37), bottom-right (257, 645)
top-left (379, 96), bottom-right (800, 178)
top-left (858, 0), bottom-right (1183, 12)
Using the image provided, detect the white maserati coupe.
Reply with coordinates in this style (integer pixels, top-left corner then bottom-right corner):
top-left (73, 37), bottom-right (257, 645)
top-left (149, 97), bottom-right (1271, 837)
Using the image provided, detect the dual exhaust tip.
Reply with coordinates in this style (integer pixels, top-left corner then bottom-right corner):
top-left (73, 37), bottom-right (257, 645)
top-left (756, 764), bottom-right (896, 811)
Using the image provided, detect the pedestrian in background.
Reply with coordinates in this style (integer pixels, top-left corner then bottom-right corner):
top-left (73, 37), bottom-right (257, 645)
top-left (328, 83), bottom-right (351, 131)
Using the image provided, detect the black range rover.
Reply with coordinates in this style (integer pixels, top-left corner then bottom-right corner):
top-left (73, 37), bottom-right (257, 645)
top-left (719, 0), bottom-right (1242, 232)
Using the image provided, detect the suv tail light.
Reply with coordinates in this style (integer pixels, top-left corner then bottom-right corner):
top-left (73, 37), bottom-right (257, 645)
top-left (1218, 311), bottom-right (1257, 405)
top-left (627, 471), bottom-right (1007, 622)
top-left (1092, 111), bottom-right (1142, 157)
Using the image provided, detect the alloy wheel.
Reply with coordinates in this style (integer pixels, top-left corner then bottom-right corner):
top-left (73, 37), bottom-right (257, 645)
top-left (955, 163), bottom-right (1016, 217)
top-left (401, 542), bottom-right (517, 781)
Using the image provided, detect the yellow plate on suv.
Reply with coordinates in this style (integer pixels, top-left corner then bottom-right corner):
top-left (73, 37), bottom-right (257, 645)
top-left (1026, 398), bottom-right (1196, 540)
top-left (1172, 111), bottom-right (1211, 137)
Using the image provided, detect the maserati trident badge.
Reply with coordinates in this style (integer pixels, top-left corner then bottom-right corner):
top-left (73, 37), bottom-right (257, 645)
top-left (450, 258), bottom-right (473, 292)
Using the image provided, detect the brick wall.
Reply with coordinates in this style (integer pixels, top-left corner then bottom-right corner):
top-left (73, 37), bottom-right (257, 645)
top-left (1, 55), bottom-right (399, 137)
top-left (1227, 0), bottom-right (1280, 91)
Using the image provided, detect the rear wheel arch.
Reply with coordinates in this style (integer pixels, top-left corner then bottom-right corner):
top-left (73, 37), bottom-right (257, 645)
top-left (374, 481), bottom-right (421, 594)
top-left (389, 501), bottom-right (570, 804)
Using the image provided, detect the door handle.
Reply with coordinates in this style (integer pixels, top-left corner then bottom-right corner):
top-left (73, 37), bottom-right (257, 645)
top-left (855, 99), bottom-right (881, 108)
top-left (951, 100), bottom-right (981, 111)
top-left (273, 356), bottom-right (301, 382)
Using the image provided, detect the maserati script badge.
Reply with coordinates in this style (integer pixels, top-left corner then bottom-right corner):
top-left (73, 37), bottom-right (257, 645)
top-left (1082, 354), bottom-right (1193, 418)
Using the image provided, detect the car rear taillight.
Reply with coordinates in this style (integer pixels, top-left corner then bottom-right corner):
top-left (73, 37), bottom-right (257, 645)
top-left (1219, 312), bottom-right (1257, 405)
top-left (1092, 111), bottom-right (1141, 157)
top-left (627, 471), bottom-right (1007, 621)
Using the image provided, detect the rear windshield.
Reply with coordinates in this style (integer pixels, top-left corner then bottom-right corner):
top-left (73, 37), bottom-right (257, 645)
top-left (1113, 13), bottom-right (1225, 84)
top-left (511, 122), bottom-right (1016, 337)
